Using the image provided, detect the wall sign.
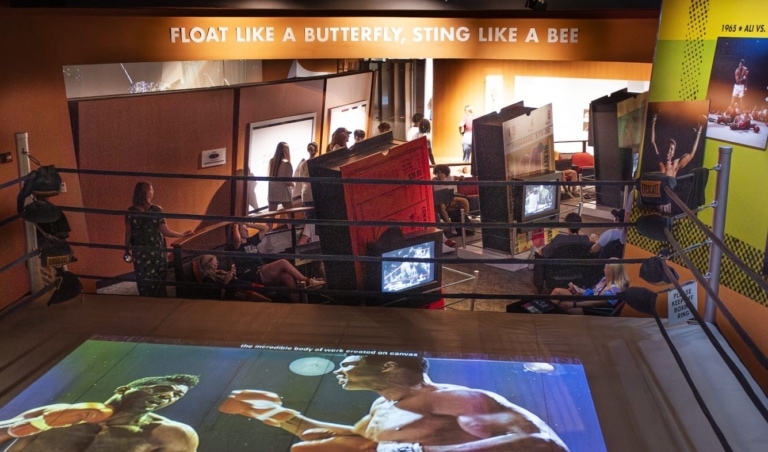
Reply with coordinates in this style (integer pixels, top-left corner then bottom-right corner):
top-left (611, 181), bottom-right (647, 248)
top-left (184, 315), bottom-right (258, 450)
top-left (667, 280), bottom-right (697, 326)
top-left (201, 147), bottom-right (227, 168)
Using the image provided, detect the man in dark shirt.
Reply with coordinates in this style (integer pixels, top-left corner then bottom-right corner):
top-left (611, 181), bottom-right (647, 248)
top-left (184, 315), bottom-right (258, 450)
top-left (539, 212), bottom-right (592, 258)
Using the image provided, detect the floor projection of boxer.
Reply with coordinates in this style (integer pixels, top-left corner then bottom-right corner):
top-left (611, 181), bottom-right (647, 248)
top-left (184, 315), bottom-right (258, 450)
top-left (0, 374), bottom-right (200, 452)
top-left (220, 354), bottom-right (569, 452)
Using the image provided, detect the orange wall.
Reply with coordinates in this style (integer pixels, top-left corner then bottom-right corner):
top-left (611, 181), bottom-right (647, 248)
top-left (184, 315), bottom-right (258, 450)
top-left (431, 59), bottom-right (652, 164)
top-left (74, 89), bottom-right (237, 285)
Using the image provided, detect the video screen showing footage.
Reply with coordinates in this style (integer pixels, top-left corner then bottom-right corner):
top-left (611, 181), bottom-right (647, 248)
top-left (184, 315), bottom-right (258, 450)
top-left (525, 183), bottom-right (557, 216)
top-left (0, 337), bottom-right (607, 452)
top-left (381, 241), bottom-right (436, 293)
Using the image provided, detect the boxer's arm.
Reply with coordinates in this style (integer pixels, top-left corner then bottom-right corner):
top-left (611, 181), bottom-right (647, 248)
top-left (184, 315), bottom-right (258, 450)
top-left (3, 403), bottom-right (113, 438)
top-left (290, 435), bottom-right (377, 452)
top-left (219, 390), bottom-right (354, 438)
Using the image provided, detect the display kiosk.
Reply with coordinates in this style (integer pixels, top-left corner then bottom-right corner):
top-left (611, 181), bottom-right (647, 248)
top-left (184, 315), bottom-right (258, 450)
top-left (472, 103), bottom-right (558, 255)
top-left (589, 88), bottom-right (643, 208)
top-left (308, 133), bottom-right (437, 303)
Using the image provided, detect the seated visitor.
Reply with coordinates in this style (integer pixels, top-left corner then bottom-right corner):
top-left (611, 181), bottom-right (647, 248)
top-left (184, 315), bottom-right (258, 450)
top-left (591, 208), bottom-right (626, 256)
top-left (193, 254), bottom-right (323, 303)
top-left (536, 212), bottom-right (595, 258)
top-left (432, 164), bottom-right (470, 236)
top-left (189, 253), bottom-right (266, 301)
top-left (560, 168), bottom-right (580, 199)
top-left (550, 260), bottom-right (630, 314)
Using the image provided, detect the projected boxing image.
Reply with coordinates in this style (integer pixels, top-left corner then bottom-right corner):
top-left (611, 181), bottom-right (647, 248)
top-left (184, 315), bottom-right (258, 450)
top-left (0, 337), bottom-right (606, 451)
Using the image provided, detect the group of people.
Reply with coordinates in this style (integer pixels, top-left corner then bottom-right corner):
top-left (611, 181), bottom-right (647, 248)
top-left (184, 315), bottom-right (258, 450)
top-left (124, 105), bottom-right (481, 298)
top-left (406, 104), bottom-right (475, 165)
top-left (124, 177), bottom-right (323, 301)
top-left (1, 354), bottom-right (570, 451)
top-left (432, 164), bottom-right (471, 238)
top-left (535, 211), bottom-right (630, 314)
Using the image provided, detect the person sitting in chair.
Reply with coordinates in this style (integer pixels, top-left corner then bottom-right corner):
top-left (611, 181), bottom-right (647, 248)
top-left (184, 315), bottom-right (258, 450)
top-left (192, 254), bottom-right (323, 303)
top-left (432, 165), bottom-right (470, 237)
top-left (590, 209), bottom-right (626, 257)
top-left (536, 213), bottom-right (594, 258)
top-left (550, 260), bottom-right (629, 314)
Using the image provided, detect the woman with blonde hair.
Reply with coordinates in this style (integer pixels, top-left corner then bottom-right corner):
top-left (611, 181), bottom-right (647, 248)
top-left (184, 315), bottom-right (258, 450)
top-left (550, 259), bottom-right (629, 314)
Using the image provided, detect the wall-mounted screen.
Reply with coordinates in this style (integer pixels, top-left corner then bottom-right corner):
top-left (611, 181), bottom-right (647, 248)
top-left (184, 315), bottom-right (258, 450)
top-left (0, 336), bottom-right (607, 452)
top-left (248, 113), bottom-right (316, 212)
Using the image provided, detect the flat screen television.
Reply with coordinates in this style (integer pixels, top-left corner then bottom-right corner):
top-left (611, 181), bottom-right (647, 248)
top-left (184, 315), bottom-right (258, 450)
top-left (365, 228), bottom-right (443, 296)
top-left (511, 171), bottom-right (562, 223)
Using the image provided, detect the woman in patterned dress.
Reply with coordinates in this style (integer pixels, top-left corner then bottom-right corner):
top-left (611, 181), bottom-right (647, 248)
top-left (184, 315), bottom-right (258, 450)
top-left (124, 181), bottom-right (192, 297)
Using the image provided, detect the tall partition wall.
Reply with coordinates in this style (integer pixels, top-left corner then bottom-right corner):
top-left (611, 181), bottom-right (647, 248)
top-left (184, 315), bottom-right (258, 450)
top-left (68, 72), bottom-right (372, 282)
top-left (308, 134), bottom-right (435, 301)
top-left (589, 88), bottom-right (640, 209)
top-left (474, 103), bottom-right (559, 255)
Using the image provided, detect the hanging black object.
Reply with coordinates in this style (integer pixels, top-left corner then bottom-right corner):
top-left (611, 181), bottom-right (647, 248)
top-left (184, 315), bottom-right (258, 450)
top-left (640, 256), bottom-right (680, 284)
top-left (17, 164), bottom-right (62, 209)
top-left (638, 172), bottom-right (677, 206)
top-left (39, 236), bottom-right (76, 268)
top-left (636, 214), bottom-right (673, 242)
top-left (21, 199), bottom-right (62, 224)
top-left (17, 157), bottom-right (63, 223)
top-left (47, 268), bottom-right (83, 306)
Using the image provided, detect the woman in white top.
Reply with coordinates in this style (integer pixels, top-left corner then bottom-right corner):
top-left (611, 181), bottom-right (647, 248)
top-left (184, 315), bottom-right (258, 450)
top-left (267, 142), bottom-right (295, 212)
top-left (293, 142), bottom-right (318, 218)
top-left (418, 117), bottom-right (436, 165)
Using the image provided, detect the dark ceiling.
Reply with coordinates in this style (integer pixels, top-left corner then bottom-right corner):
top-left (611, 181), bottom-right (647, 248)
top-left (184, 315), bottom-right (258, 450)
top-left (5, 1), bottom-right (663, 18)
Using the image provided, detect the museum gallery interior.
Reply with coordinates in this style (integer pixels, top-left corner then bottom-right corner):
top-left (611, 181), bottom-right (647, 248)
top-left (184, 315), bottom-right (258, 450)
top-left (0, 1), bottom-right (767, 451)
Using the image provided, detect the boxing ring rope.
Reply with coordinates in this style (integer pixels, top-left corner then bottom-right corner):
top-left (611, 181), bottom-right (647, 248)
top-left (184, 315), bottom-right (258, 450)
top-left (1, 130), bottom-right (766, 450)
top-left (2, 161), bottom-right (651, 311)
top-left (628, 145), bottom-right (768, 431)
top-left (3, 155), bottom-right (763, 313)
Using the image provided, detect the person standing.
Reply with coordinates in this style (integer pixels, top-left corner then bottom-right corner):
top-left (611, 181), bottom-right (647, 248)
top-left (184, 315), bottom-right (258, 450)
top-left (459, 105), bottom-right (475, 162)
top-left (417, 117), bottom-right (436, 165)
top-left (327, 127), bottom-right (350, 152)
top-left (267, 142), bottom-right (295, 213)
top-left (407, 113), bottom-right (423, 142)
top-left (125, 181), bottom-right (192, 297)
top-left (293, 142), bottom-right (318, 218)
top-left (352, 129), bottom-right (366, 146)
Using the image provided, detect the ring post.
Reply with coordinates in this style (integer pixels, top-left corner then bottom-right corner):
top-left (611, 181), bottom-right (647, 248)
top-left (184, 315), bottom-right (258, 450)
top-left (704, 146), bottom-right (731, 322)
